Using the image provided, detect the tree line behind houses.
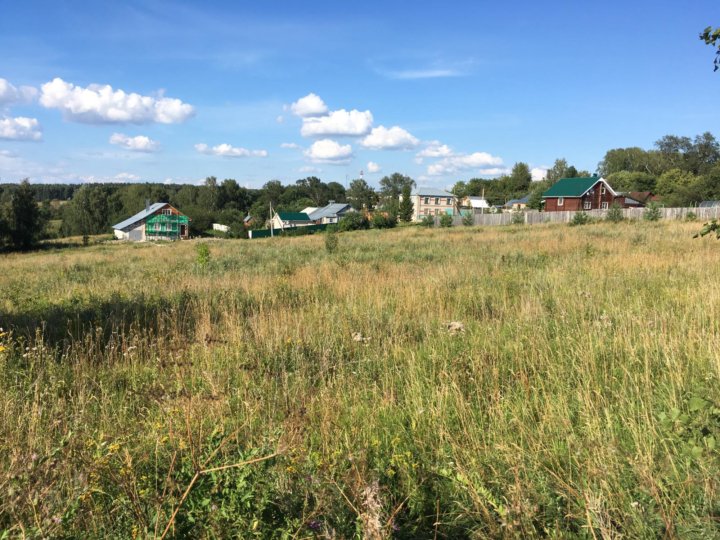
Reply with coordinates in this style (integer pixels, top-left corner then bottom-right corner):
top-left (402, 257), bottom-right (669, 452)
top-left (1, 130), bottom-right (719, 251)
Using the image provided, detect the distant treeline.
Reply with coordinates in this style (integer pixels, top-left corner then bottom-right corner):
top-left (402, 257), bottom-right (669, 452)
top-left (2, 130), bottom-right (718, 248)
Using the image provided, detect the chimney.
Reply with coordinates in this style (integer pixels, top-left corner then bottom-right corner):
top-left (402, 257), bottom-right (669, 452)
top-left (145, 199), bottom-right (150, 212)
top-left (328, 200), bottom-right (335, 204)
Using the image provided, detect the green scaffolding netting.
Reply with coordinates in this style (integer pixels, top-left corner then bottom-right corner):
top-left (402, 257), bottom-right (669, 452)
top-left (145, 213), bottom-right (189, 238)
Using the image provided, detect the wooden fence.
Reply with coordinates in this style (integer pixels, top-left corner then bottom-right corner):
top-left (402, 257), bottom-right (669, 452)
top-left (441, 206), bottom-right (720, 227)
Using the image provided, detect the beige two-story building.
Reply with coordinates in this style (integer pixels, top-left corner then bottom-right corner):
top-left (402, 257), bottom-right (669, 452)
top-left (407, 187), bottom-right (457, 222)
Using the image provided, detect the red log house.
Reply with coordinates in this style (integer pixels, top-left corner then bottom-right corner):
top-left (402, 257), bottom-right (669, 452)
top-left (542, 177), bottom-right (618, 212)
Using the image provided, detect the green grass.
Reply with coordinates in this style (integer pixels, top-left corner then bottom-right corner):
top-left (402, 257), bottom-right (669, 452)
top-left (1, 221), bottom-right (719, 538)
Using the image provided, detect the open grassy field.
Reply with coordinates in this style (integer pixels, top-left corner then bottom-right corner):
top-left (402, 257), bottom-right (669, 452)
top-left (1, 221), bottom-right (719, 538)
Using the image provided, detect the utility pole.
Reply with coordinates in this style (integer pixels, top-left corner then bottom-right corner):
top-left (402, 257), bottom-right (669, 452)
top-left (270, 201), bottom-right (274, 237)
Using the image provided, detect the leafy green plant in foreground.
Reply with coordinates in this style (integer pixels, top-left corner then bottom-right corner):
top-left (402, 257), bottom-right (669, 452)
top-left (196, 242), bottom-right (211, 267)
top-left (694, 218), bottom-right (720, 239)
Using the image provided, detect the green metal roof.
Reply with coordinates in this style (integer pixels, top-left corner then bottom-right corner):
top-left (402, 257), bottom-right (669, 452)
top-left (542, 177), bottom-right (602, 198)
top-left (277, 212), bottom-right (312, 221)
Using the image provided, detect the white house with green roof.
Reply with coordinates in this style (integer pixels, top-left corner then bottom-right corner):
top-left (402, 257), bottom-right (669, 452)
top-left (270, 211), bottom-right (314, 230)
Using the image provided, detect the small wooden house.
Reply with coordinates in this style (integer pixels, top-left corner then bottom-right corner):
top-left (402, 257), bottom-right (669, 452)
top-left (113, 202), bottom-right (190, 241)
top-left (542, 177), bottom-right (616, 212)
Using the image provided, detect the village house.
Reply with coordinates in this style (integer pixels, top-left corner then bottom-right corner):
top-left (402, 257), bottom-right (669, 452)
top-left (301, 202), bottom-right (353, 224)
top-left (542, 177), bottom-right (617, 211)
top-left (504, 195), bottom-right (530, 211)
top-left (270, 211), bottom-right (314, 230)
top-left (459, 196), bottom-right (491, 213)
top-left (407, 187), bottom-right (456, 222)
top-left (113, 202), bottom-right (190, 241)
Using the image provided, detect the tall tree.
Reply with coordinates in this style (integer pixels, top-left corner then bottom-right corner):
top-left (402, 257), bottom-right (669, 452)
top-left (507, 162), bottom-right (532, 194)
top-left (379, 172), bottom-right (415, 199)
top-left (325, 181), bottom-right (347, 203)
top-left (61, 184), bottom-right (111, 238)
top-left (346, 179), bottom-right (377, 210)
top-left (295, 176), bottom-right (327, 206)
top-left (4, 180), bottom-right (45, 250)
top-left (398, 184), bottom-right (414, 222)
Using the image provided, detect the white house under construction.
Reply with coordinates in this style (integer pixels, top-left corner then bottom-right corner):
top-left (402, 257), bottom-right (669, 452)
top-left (112, 202), bottom-right (190, 241)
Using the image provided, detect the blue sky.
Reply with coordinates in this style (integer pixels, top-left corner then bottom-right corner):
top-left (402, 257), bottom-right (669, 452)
top-left (0, 0), bottom-right (718, 188)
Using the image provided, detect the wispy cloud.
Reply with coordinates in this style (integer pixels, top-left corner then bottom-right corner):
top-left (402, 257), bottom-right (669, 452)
top-left (371, 57), bottom-right (476, 80)
top-left (387, 68), bottom-right (463, 80)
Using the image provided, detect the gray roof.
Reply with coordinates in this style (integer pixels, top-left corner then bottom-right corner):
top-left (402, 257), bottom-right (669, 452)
top-left (112, 202), bottom-right (167, 230)
top-left (699, 201), bottom-right (720, 208)
top-left (505, 195), bottom-right (530, 207)
top-left (307, 202), bottom-right (352, 220)
top-left (412, 187), bottom-right (455, 198)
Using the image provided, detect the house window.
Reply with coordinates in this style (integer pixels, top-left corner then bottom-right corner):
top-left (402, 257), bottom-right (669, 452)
top-left (423, 209), bottom-right (428, 215)
top-left (435, 197), bottom-right (440, 205)
top-left (584, 201), bottom-right (592, 210)
top-left (434, 209), bottom-right (439, 215)
top-left (163, 209), bottom-right (172, 216)
top-left (601, 186), bottom-right (606, 195)
top-left (424, 197), bottom-right (429, 204)
top-left (446, 198), bottom-right (451, 205)
top-left (558, 197), bottom-right (564, 207)
top-left (601, 202), bottom-right (609, 210)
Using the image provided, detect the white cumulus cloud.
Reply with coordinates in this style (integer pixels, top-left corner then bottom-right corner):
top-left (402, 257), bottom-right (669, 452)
top-left (304, 139), bottom-right (353, 164)
top-left (0, 117), bottom-right (42, 141)
top-left (427, 151), bottom-right (504, 176)
top-left (531, 167), bottom-right (548, 181)
top-left (0, 79), bottom-right (38, 106)
top-left (109, 133), bottom-right (159, 152)
top-left (417, 140), bottom-right (454, 158)
top-left (366, 161), bottom-right (381, 173)
top-left (195, 143), bottom-right (268, 158)
top-left (39, 78), bottom-right (194, 124)
top-left (291, 93), bottom-right (328, 117)
top-left (360, 125), bottom-right (419, 150)
top-left (301, 109), bottom-right (373, 137)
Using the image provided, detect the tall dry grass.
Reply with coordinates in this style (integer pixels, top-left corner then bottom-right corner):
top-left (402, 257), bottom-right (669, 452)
top-left (1, 221), bottom-right (719, 538)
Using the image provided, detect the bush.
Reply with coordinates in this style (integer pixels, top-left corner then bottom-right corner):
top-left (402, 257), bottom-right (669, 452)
top-left (686, 211), bottom-right (697, 222)
top-left (643, 202), bottom-right (662, 222)
top-left (694, 219), bottom-right (720, 239)
top-left (324, 231), bottom-right (339, 253)
top-left (196, 242), bottom-right (210, 267)
top-left (511, 212), bottom-right (525, 225)
top-left (420, 215), bottom-right (435, 227)
top-left (338, 213), bottom-right (370, 232)
top-left (569, 211), bottom-right (590, 226)
top-left (462, 212), bottom-right (474, 226)
top-left (606, 203), bottom-right (624, 223)
top-left (439, 213), bottom-right (453, 228)
top-left (371, 213), bottom-right (397, 229)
